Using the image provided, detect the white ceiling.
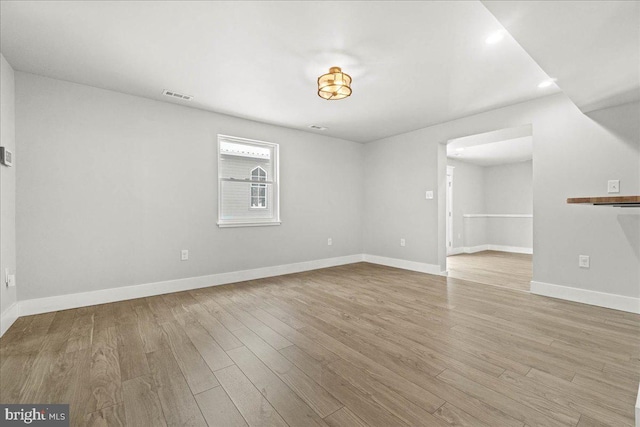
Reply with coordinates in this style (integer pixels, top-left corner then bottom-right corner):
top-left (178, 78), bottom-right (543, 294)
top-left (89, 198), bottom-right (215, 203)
top-left (448, 137), bottom-right (533, 167)
top-left (482, 1), bottom-right (640, 113)
top-left (447, 125), bottom-right (533, 167)
top-left (0, 1), bottom-right (561, 143)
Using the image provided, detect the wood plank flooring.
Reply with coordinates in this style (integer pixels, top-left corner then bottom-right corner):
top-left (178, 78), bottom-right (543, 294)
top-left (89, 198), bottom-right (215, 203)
top-left (447, 250), bottom-right (533, 291)
top-left (1, 262), bottom-right (638, 427)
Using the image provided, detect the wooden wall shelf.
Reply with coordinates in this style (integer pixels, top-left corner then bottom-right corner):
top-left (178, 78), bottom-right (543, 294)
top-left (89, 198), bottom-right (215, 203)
top-left (567, 196), bottom-right (640, 207)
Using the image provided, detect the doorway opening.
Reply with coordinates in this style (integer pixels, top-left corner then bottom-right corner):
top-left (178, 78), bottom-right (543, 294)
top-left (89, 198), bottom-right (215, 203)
top-left (444, 125), bottom-right (533, 291)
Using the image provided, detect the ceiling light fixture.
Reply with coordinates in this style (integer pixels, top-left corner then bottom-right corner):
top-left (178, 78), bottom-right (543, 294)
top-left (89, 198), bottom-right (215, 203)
top-left (537, 79), bottom-right (556, 88)
top-left (485, 30), bottom-right (505, 44)
top-left (318, 67), bottom-right (352, 100)
top-left (456, 147), bottom-right (465, 152)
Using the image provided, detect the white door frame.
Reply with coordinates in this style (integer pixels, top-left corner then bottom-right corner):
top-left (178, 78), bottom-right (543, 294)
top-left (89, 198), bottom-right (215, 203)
top-left (446, 166), bottom-right (454, 255)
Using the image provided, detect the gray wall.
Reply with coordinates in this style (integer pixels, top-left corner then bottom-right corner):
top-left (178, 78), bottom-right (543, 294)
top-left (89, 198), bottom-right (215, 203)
top-left (447, 159), bottom-right (485, 249)
top-left (0, 53), bottom-right (17, 319)
top-left (448, 159), bottom-right (533, 251)
top-left (363, 129), bottom-right (440, 264)
top-left (484, 216), bottom-right (532, 249)
top-left (16, 72), bottom-right (364, 301)
top-left (12, 72), bottom-right (640, 305)
top-left (364, 94), bottom-right (639, 298)
top-left (485, 160), bottom-right (533, 249)
top-left (485, 161), bottom-right (533, 214)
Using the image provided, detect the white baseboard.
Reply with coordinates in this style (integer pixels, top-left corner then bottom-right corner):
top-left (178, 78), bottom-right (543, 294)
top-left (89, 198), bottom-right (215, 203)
top-left (1, 302), bottom-right (19, 337)
top-left (531, 281), bottom-right (640, 314)
top-left (362, 254), bottom-right (442, 276)
top-left (459, 244), bottom-right (532, 255)
top-left (488, 245), bottom-right (533, 254)
top-left (18, 254), bottom-right (365, 317)
top-left (636, 384), bottom-right (640, 427)
top-left (463, 245), bottom-right (489, 253)
top-left (7, 252), bottom-right (448, 325)
top-left (8, 253), bottom-right (637, 340)
top-left (448, 247), bottom-right (464, 256)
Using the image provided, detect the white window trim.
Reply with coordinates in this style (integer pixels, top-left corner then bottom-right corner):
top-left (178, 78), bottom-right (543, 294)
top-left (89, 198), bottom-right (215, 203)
top-left (217, 134), bottom-right (280, 228)
top-left (217, 220), bottom-right (281, 228)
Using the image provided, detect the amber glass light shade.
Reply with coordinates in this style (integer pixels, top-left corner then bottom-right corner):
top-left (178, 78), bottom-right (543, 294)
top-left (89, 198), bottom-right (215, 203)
top-left (317, 67), bottom-right (352, 100)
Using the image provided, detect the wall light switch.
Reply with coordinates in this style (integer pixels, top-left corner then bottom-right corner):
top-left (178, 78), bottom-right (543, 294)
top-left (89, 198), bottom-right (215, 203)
top-left (5, 269), bottom-right (15, 287)
top-left (327, 238), bottom-right (333, 246)
top-left (181, 249), bottom-right (189, 261)
top-left (0, 147), bottom-right (13, 167)
top-left (607, 180), bottom-right (620, 193)
top-left (400, 238), bottom-right (406, 247)
top-left (425, 191), bottom-right (434, 200)
top-left (579, 255), bottom-right (590, 269)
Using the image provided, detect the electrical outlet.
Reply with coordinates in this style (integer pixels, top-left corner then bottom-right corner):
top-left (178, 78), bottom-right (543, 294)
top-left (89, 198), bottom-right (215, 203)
top-left (327, 238), bottom-right (332, 246)
top-left (579, 255), bottom-right (590, 269)
top-left (607, 180), bottom-right (620, 193)
top-left (400, 238), bottom-right (406, 247)
top-left (181, 249), bottom-right (189, 261)
top-left (425, 191), bottom-right (434, 200)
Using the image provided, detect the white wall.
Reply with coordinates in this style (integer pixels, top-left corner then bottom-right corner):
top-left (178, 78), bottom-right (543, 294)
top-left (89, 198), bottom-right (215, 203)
top-left (364, 94), bottom-right (639, 304)
top-left (484, 160), bottom-right (533, 251)
top-left (448, 159), bottom-right (533, 252)
top-left (447, 159), bottom-right (485, 249)
top-left (363, 129), bottom-right (440, 267)
top-left (11, 73), bottom-right (640, 314)
top-left (0, 53), bottom-right (17, 332)
top-left (485, 161), bottom-right (533, 214)
top-left (484, 216), bottom-right (532, 250)
top-left (15, 72), bottom-right (364, 302)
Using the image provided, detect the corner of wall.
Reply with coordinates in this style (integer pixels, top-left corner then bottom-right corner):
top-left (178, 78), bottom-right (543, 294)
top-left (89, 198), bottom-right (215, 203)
top-left (0, 53), bottom-right (18, 334)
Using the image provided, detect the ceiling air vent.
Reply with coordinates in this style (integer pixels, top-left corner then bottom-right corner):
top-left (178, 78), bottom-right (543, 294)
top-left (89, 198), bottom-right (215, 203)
top-left (308, 125), bottom-right (327, 131)
top-left (162, 89), bottom-right (193, 101)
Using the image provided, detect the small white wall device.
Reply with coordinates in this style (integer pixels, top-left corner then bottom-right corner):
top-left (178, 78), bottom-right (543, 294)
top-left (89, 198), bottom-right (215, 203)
top-left (0, 147), bottom-right (13, 167)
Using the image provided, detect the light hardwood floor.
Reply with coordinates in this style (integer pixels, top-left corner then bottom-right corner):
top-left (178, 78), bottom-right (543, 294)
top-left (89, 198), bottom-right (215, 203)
top-left (1, 262), bottom-right (638, 426)
top-left (447, 250), bottom-right (533, 291)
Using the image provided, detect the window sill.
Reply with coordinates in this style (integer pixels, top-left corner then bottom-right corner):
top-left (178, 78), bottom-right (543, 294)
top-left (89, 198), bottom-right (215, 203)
top-left (217, 221), bottom-right (281, 228)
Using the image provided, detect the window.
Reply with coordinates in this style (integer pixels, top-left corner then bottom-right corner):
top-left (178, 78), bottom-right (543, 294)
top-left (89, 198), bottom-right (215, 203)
top-left (250, 167), bottom-right (267, 209)
top-left (217, 135), bottom-right (280, 227)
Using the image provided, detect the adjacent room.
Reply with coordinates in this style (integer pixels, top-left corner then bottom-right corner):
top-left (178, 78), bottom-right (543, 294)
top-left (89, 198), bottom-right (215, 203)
top-left (1, 2), bottom-right (639, 427)
top-left (445, 125), bottom-right (534, 291)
